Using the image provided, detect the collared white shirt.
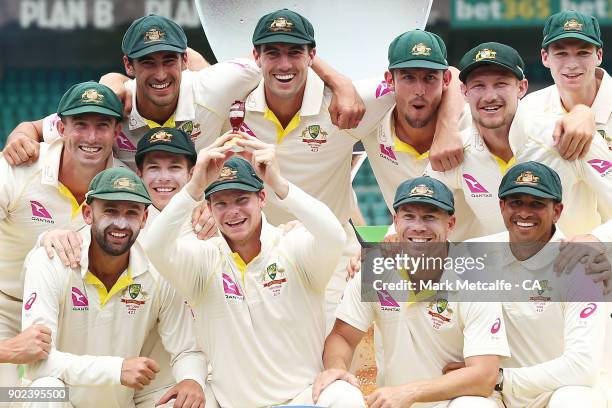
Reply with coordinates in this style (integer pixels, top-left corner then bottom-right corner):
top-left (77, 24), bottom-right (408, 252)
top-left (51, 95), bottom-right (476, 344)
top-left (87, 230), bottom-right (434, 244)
top-left (470, 229), bottom-right (607, 407)
top-left (22, 227), bottom-right (206, 408)
top-left (0, 139), bottom-right (125, 300)
top-left (222, 73), bottom-right (393, 226)
top-left (144, 184), bottom-right (346, 407)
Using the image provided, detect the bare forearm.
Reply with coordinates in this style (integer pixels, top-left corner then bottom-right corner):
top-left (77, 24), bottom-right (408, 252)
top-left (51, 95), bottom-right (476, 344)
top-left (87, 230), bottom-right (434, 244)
top-left (406, 366), bottom-right (497, 403)
top-left (7, 120), bottom-right (43, 143)
top-left (322, 332), bottom-right (356, 371)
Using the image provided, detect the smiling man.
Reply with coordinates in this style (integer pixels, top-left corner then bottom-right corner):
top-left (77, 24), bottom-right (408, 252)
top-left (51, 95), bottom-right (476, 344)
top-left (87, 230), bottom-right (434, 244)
top-left (21, 168), bottom-right (206, 408)
top-left (314, 176), bottom-right (510, 408)
top-left (465, 162), bottom-right (608, 408)
top-left (521, 10), bottom-right (610, 149)
top-left (143, 134), bottom-right (366, 406)
top-left (0, 82), bottom-right (126, 387)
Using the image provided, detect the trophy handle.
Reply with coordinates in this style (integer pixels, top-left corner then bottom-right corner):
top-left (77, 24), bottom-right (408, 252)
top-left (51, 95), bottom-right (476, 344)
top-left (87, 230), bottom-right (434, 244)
top-left (195, 0), bottom-right (432, 80)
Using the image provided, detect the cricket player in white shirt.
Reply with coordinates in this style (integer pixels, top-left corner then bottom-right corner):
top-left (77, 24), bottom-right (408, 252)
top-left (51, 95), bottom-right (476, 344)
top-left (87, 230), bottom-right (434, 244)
top-left (521, 10), bottom-right (611, 150)
top-left (446, 162), bottom-right (608, 408)
top-left (315, 176), bottom-right (510, 408)
top-left (21, 167), bottom-right (207, 408)
top-left (143, 133), bottom-right (365, 407)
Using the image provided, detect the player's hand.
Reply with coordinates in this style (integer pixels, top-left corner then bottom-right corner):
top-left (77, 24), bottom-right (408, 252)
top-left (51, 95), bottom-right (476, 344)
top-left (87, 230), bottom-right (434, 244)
top-left (312, 368), bottom-right (359, 403)
top-left (429, 127), bottom-right (464, 172)
top-left (4, 325), bottom-right (52, 364)
top-left (42, 229), bottom-right (83, 269)
top-left (553, 104), bottom-right (594, 160)
top-left (236, 135), bottom-right (289, 199)
top-left (585, 253), bottom-right (612, 295)
top-left (99, 73), bottom-right (132, 116)
top-left (328, 77), bottom-right (365, 129)
top-left (156, 379), bottom-right (205, 408)
top-left (120, 357), bottom-right (159, 390)
top-left (367, 384), bottom-right (418, 408)
top-left (442, 361), bottom-right (466, 375)
top-left (3, 132), bottom-right (40, 166)
top-left (185, 133), bottom-right (235, 199)
top-left (346, 253), bottom-right (361, 281)
top-left (191, 202), bottom-right (218, 240)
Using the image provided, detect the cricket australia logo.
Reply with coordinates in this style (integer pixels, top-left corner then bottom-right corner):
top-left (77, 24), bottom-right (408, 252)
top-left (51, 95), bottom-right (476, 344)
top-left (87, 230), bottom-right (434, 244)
top-left (529, 280), bottom-right (552, 313)
top-left (301, 125), bottom-right (328, 152)
top-left (474, 49), bottom-right (497, 61)
top-left (81, 89), bottom-right (104, 104)
top-left (262, 263), bottom-right (287, 297)
top-left (563, 19), bottom-right (583, 31)
top-left (144, 28), bottom-right (166, 43)
top-left (411, 43), bottom-right (431, 56)
top-left (427, 298), bottom-right (454, 329)
top-left (269, 17), bottom-right (294, 32)
top-left (121, 284), bottom-right (147, 315)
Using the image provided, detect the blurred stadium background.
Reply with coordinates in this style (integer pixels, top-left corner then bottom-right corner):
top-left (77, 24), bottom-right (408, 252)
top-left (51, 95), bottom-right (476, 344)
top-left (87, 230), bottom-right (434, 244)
top-left (0, 0), bottom-right (610, 225)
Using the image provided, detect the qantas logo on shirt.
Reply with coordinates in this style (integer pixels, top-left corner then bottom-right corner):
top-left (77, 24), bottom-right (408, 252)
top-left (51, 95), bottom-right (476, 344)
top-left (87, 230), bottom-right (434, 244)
top-left (222, 273), bottom-right (243, 300)
top-left (379, 144), bottom-right (398, 164)
top-left (375, 80), bottom-right (392, 98)
top-left (377, 290), bottom-right (400, 312)
top-left (30, 201), bottom-right (54, 224)
top-left (588, 159), bottom-right (612, 176)
top-left (116, 132), bottom-right (137, 152)
top-left (24, 292), bottom-right (37, 310)
top-left (71, 287), bottom-right (89, 310)
top-left (239, 123), bottom-right (257, 138)
top-left (462, 174), bottom-right (492, 197)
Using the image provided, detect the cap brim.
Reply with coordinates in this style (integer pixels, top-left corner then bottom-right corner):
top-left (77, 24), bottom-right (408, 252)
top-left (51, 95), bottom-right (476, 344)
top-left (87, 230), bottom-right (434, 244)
top-left (205, 182), bottom-right (262, 198)
top-left (542, 32), bottom-right (602, 48)
top-left (88, 192), bottom-right (152, 205)
top-left (389, 59), bottom-right (448, 70)
top-left (498, 186), bottom-right (558, 200)
top-left (136, 145), bottom-right (197, 165)
top-left (60, 105), bottom-right (122, 119)
top-left (393, 197), bottom-right (454, 214)
top-left (129, 43), bottom-right (187, 59)
top-left (459, 60), bottom-right (524, 82)
top-left (253, 34), bottom-right (314, 46)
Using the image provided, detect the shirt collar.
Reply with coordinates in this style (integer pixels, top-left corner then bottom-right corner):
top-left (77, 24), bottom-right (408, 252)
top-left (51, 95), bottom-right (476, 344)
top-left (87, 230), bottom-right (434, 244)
top-left (245, 69), bottom-right (324, 117)
top-left (40, 139), bottom-right (116, 187)
top-left (499, 227), bottom-right (566, 269)
top-left (127, 72), bottom-right (195, 130)
top-left (78, 225), bottom-right (151, 279)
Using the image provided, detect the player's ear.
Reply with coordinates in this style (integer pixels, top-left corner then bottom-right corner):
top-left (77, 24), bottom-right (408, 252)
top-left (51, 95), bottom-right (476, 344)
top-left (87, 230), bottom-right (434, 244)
top-left (82, 203), bottom-right (93, 225)
top-left (253, 47), bottom-right (262, 68)
top-left (140, 206), bottom-right (148, 229)
top-left (552, 202), bottom-right (563, 223)
top-left (123, 56), bottom-right (135, 77)
top-left (447, 214), bottom-right (456, 232)
top-left (596, 47), bottom-right (603, 66)
top-left (540, 48), bottom-right (550, 68)
top-left (442, 69), bottom-right (452, 86)
top-left (258, 190), bottom-right (266, 208)
top-left (56, 118), bottom-right (65, 136)
top-left (518, 78), bottom-right (529, 99)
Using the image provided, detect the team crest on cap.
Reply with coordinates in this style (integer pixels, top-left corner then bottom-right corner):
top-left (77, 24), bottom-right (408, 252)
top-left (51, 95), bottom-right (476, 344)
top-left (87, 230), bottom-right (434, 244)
top-left (218, 166), bottom-right (238, 181)
top-left (143, 28), bottom-right (166, 43)
top-left (81, 89), bottom-right (104, 104)
top-left (269, 17), bottom-right (294, 32)
top-left (411, 43), bottom-right (431, 56)
top-left (113, 177), bottom-right (136, 190)
top-left (563, 19), bottom-right (583, 31)
top-left (410, 184), bottom-right (434, 197)
top-left (515, 171), bottom-right (540, 185)
top-left (149, 130), bottom-right (172, 143)
top-left (474, 48), bottom-right (497, 61)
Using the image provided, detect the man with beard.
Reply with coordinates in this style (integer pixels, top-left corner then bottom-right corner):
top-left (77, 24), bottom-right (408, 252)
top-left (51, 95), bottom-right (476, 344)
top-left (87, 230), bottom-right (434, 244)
top-left (0, 82), bottom-right (126, 388)
top-left (314, 176), bottom-right (510, 408)
top-left (21, 168), bottom-right (206, 408)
